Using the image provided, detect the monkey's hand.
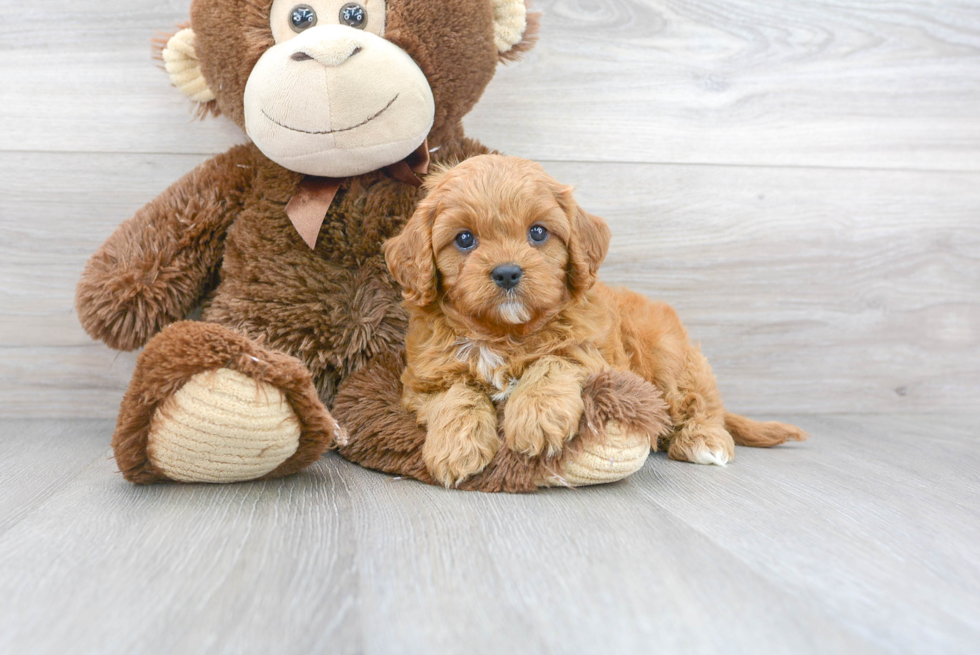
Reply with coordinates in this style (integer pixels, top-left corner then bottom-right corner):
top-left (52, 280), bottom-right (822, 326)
top-left (504, 357), bottom-right (587, 458)
top-left (75, 144), bottom-right (259, 351)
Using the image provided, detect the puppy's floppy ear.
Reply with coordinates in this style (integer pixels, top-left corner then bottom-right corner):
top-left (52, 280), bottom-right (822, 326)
top-left (555, 186), bottom-right (611, 295)
top-left (384, 197), bottom-right (439, 306)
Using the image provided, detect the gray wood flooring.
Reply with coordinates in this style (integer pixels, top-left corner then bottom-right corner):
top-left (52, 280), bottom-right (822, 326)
top-left (1, 416), bottom-right (977, 654)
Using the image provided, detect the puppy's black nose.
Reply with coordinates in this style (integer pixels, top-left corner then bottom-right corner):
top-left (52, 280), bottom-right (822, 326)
top-left (491, 264), bottom-right (523, 290)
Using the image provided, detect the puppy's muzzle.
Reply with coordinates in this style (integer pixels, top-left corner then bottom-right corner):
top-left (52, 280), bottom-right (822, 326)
top-left (491, 263), bottom-right (523, 290)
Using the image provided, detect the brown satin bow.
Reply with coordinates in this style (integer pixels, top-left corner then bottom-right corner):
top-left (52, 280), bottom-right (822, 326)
top-left (285, 139), bottom-right (431, 249)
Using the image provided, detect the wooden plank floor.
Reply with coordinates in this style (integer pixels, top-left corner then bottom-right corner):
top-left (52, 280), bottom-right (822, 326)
top-left (0, 416), bottom-right (977, 654)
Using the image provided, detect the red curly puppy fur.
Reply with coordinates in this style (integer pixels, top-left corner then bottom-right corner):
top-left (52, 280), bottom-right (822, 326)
top-left (384, 155), bottom-right (807, 487)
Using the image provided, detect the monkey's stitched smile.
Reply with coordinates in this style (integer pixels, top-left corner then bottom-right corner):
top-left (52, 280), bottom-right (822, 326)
top-left (261, 95), bottom-right (399, 135)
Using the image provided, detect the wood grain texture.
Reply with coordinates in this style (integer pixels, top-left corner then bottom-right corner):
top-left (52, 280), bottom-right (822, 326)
top-left (0, 415), bottom-right (977, 654)
top-left (2, 1), bottom-right (980, 170)
top-left (0, 419), bottom-right (112, 537)
top-left (0, 438), bottom-right (363, 655)
top-left (629, 413), bottom-right (980, 654)
top-left (468, 0), bottom-right (980, 170)
top-left (2, 152), bottom-right (977, 416)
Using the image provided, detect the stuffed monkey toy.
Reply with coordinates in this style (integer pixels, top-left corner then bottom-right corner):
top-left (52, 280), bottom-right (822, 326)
top-left (76, 0), bottom-right (670, 491)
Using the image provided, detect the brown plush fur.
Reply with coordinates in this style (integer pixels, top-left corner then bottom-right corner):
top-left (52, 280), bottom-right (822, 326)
top-left (385, 156), bottom-right (807, 484)
top-left (77, 0), bottom-right (565, 486)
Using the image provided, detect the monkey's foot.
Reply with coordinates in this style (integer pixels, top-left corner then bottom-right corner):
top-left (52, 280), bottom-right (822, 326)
top-left (113, 321), bottom-right (340, 484)
top-left (538, 370), bottom-right (671, 488)
top-left (544, 421), bottom-right (651, 487)
top-left (147, 368), bottom-right (301, 483)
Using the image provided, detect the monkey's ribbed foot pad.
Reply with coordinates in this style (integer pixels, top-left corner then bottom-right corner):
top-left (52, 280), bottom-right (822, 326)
top-left (147, 368), bottom-right (301, 483)
top-left (539, 421), bottom-right (650, 488)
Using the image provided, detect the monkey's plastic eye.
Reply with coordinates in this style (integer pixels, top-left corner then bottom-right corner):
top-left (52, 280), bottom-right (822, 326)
top-left (528, 225), bottom-right (549, 244)
top-left (339, 3), bottom-right (367, 29)
top-left (290, 5), bottom-right (317, 32)
top-left (455, 231), bottom-right (476, 251)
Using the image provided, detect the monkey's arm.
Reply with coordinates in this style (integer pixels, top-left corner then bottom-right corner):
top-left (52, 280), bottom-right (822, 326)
top-left (76, 144), bottom-right (259, 351)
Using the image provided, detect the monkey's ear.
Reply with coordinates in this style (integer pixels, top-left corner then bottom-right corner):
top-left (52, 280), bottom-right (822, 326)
top-left (555, 186), bottom-right (611, 296)
top-left (384, 200), bottom-right (440, 307)
top-left (155, 27), bottom-right (219, 117)
top-left (494, 0), bottom-right (540, 61)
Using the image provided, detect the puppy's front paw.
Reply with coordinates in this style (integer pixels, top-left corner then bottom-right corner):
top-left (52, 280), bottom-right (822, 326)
top-left (421, 387), bottom-right (499, 487)
top-left (423, 428), bottom-right (499, 487)
top-left (504, 385), bottom-right (584, 458)
top-left (668, 424), bottom-right (735, 466)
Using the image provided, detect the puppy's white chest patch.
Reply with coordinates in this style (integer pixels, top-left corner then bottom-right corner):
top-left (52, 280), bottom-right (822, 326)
top-left (491, 377), bottom-right (519, 402)
top-left (455, 339), bottom-right (512, 393)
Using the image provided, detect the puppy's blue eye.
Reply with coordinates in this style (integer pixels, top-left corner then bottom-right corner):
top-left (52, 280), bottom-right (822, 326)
top-left (528, 225), bottom-right (549, 244)
top-left (455, 231), bottom-right (476, 251)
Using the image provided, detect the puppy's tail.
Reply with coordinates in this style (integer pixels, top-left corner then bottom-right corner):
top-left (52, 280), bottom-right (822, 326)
top-left (725, 413), bottom-right (808, 448)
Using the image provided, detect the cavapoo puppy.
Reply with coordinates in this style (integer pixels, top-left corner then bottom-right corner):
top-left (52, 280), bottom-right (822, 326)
top-left (385, 155), bottom-right (806, 487)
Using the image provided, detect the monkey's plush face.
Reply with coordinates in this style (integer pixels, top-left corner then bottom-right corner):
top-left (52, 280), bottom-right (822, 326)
top-left (243, 0), bottom-right (435, 177)
top-left (171, 0), bottom-right (536, 178)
